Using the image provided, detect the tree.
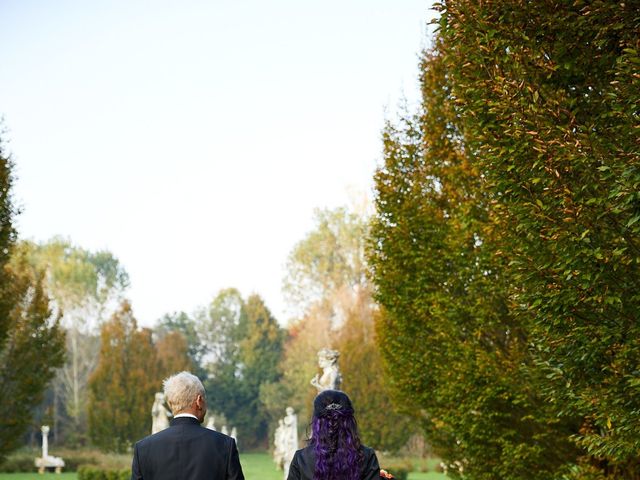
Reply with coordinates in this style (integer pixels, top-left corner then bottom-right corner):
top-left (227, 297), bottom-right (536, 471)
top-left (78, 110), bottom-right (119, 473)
top-left (88, 301), bottom-right (158, 453)
top-left (370, 1), bottom-right (639, 478)
top-left (156, 331), bottom-right (193, 380)
top-left (155, 311), bottom-right (207, 379)
top-left (262, 304), bottom-right (335, 426)
top-left (200, 288), bottom-right (247, 428)
top-left (23, 237), bottom-right (129, 444)
top-left (284, 207), bottom-right (369, 316)
top-left (200, 289), bottom-right (284, 448)
top-left (335, 301), bottom-right (415, 452)
top-left (240, 295), bottom-right (284, 447)
top-left (278, 206), bottom-right (416, 451)
top-left (436, 1), bottom-right (640, 477)
top-left (0, 135), bottom-right (65, 461)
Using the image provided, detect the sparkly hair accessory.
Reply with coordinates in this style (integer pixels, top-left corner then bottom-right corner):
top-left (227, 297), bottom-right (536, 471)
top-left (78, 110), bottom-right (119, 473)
top-left (325, 403), bottom-right (342, 411)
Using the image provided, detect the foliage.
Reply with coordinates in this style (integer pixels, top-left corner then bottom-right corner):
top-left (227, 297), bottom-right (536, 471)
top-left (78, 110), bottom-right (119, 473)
top-left (370, 1), bottom-right (640, 478)
top-left (283, 207), bottom-right (369, 314)
top-left (0, 452), bottom-right (38, 473)
top-left (277, 205), bottom-right (416, 451)
top-left (22, 238), bottom-right (129, 445)
top-left (77, 466), bottom-right (130, 480)
top-left (336, 307), bottom-right (415, 452)
top-left (155, 331), bottom-right (193, 379)
top-left (88, 302), bottom-right (158, 453)
top-left (201, 289), bottom-right (284, 449)
top-left (0, 449), bottom-right (101, 473)
top-left (261, 306), bottom-right (334, 427)
top-left (0, 137), bottom-right (66, 462)
top-left (154, 311), bottom-right (207, 379)
top-left (24, 237), bottom-right (129, 312)
top-left (200, 289), bottom-right (247, 430)
top-left (237, 295), bottom-right (284, 448)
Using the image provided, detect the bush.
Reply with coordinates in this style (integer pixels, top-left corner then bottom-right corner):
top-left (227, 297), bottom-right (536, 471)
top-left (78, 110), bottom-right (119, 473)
top-left (379, 459), bottom-right (412, 480)
top-left (78, 465), bottom-right (129, 480)
top-left (0, 447), bottom-right (128, 473)
top-left (58, 451), bottom-right (100, 471)
top-left (0, 451), bottom-right (34, 472)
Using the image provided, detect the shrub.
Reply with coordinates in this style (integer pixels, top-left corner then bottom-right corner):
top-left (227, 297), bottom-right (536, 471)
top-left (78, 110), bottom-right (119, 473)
top-left (380, 460), bottom-right (411, 480)
top-left (0, 451), bottom-right (34, 472)
top-left (77, 465), bottom-right (129, 480)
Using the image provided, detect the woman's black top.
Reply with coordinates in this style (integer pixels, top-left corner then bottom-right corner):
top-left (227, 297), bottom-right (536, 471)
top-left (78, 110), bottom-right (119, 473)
top-left (287, 445), bottom-right (380, 480)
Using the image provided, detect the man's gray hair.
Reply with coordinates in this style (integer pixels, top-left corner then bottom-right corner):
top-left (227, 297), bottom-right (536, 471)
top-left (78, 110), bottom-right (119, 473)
top-left (163, 371), bottom-right (206, 414)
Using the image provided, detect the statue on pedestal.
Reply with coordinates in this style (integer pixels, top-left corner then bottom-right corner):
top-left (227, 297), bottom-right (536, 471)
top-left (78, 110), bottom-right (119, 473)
top-left (310, 348), bottom-right (342, 392)
top-left (206, 416), bottom-right (216, 431)
top-left (273, 419), bottom-right (286, 470)
top-left (151, 392), bottom-right (171, 434)
top-left (282, 407), bottom-right (298, 480)
top-left (34, 426), bottom-right (65, 473)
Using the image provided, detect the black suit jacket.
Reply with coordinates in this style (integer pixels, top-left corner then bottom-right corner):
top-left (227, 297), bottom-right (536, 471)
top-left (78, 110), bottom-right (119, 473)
top-left (131, 417), bottom-right (244, 480)
top-left (287, 445), bottom-right (380, 480)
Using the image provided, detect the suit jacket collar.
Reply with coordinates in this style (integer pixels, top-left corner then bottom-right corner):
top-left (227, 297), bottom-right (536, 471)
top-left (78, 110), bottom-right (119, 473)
top-left (170, 416), bottom-right (201, 427)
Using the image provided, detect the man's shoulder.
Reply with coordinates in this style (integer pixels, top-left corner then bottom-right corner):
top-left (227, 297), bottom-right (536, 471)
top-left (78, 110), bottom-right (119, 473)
top-left (134, 427), bottom-right (173, 449)
top-left (135, 425), bottom-right (233, 450)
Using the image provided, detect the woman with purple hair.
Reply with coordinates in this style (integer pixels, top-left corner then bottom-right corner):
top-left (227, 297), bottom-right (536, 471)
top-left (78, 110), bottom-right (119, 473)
top-left (287, 390), bottom-right (381, 480)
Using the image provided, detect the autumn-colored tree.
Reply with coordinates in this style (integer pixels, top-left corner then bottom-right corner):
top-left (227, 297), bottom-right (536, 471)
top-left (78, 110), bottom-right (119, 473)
top-left (88, 301), bottom-right (158, 453)
top-left (437, 1), bottom-right (640, 477)
top-left (155, 311), bottom-right (207, 379)
top-left (275, 206), bottom-right (415, 451)
top-left (156, 330), bottom-right (193, 380)
top-left (335, 297), bottom-right (414, 452)
top-left (0, 136), bottom-right (66, 461)
top-left (263, 304), bottom-right (335, 426)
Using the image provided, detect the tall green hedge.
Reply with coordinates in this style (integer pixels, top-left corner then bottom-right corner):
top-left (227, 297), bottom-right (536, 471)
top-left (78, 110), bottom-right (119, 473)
top-left (370, 1), bottom-right (639, 479)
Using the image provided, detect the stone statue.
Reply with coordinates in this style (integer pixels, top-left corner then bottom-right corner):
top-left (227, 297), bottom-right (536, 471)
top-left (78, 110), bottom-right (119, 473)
top-left (282, 407), bottom-right (298, 480)
top-left (206, 416), bottom-right (216, 431)
top-left (34, 425), bottom-right (65, 473)
top-left (273, 419), bottom-right (286, 470)
top-left (310, 348), bottom-right (342, 392)
top-left (151, 392), bottom-right (171, 434)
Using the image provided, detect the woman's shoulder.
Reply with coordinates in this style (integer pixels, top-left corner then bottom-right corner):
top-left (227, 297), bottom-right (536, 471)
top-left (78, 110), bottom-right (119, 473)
top-left (361, 445), bottom-right (377, 456)
top-left (360, 446), bottom-right (381, 467)
top-left (293, 446), bottom-right (315, 463)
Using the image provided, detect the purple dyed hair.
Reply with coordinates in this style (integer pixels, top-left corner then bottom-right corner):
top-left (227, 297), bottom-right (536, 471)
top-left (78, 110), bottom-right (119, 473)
top-left (309, 390), bottom-right (364, 480)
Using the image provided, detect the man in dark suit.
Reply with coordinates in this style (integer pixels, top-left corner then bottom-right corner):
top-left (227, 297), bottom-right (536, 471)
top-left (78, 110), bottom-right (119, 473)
top-left (131, 371), bottom-right (245, 480)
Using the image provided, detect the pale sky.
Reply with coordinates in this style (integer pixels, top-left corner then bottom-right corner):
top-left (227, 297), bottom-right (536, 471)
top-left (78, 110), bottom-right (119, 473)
top-left (0, 0), bottom-right (434, 326)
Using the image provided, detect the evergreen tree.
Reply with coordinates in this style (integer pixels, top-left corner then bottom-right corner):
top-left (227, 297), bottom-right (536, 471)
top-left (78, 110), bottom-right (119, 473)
top-left (201, 290), bottom-right (284, 448)
top-left (0, 136), bottom-right (65, 461)
top-left (237, 294), bottom-right (284, 448)
top-left (88, 301), bottom-right (158, 452)
top-left (201, 289), bottom-right (247, 435)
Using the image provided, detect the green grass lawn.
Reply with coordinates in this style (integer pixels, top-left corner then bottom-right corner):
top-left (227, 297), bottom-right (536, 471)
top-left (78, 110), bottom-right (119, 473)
top-left (0, 475), bottom-right (76, 480)
top-left (0, 453), bottom-right (447, 479)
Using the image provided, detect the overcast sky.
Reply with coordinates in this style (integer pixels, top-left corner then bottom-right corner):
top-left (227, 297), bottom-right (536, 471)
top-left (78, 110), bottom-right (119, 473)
top-left (0, 0), bottom-right (434, 326)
